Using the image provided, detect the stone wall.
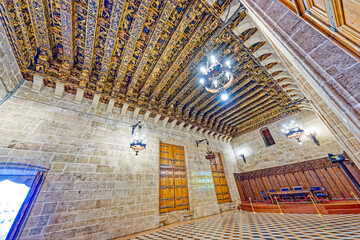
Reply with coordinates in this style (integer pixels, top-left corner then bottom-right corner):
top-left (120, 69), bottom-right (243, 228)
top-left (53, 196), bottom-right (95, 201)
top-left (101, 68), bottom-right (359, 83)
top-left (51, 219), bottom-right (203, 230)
top-left (241, 0), bottom-right (360, 148)
top-left (0, 22), bottom-right (22, 97)
top-left (231, 110), bottom-right (343, 172)
top-left (240, 0), bottom-right (360, 166)
top-left (0, 81), bottom-right (239, 240)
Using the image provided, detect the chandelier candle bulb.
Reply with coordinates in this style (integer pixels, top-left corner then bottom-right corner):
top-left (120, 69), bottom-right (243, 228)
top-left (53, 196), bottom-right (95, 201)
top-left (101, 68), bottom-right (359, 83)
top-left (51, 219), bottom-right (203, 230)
top-left (200, 66), bottom-right (207, 74)
top-left (221, 93), bottom-right (229, 101)
top-left (225, 60), bottom-right (231, 68)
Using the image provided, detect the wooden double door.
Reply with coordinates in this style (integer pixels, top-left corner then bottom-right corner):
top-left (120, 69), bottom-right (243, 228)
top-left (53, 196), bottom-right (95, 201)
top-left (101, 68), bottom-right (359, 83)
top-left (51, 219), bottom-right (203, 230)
top-left (159, 143), bottom-right (189, 213)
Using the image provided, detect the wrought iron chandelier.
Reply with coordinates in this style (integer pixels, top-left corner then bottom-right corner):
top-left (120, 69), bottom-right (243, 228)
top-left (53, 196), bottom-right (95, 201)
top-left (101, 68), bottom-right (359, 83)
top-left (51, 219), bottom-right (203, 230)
top-left (199, 55), bottom-right (233, 100)
top-left (198, 1), bottom-right (245, 101)
top-left (281, 120), bottom-right (304, 144)
top-left (130, 121), bottom-right (147, 157)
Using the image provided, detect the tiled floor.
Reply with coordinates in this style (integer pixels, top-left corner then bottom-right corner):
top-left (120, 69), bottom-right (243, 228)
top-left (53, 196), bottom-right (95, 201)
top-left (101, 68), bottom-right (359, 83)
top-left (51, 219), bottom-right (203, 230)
top-left (120, 210), bottom-right (360, 239)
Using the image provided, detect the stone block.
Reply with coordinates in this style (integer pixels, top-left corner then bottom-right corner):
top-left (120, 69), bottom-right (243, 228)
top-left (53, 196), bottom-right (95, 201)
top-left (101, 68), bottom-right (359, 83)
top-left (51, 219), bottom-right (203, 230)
top-left (309, 40), bottom-right (357, 73)
top-left (334, 63), bottom-right (360, 103)
top-left (32, 75), bottom-right (44, 92)
top-left (41, 203), bottom-right (58, 215)
top-left (291, 23), bottom-right (327, 54)
top-left (277, 10), bottom-right (304, 37)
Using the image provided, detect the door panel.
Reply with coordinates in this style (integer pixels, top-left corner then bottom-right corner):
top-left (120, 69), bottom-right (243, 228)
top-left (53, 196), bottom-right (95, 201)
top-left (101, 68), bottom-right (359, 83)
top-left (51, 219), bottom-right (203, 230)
top-left (333, 0), bottom-right (360, 44)
top-left (210, 153), bottom-right (232, 203)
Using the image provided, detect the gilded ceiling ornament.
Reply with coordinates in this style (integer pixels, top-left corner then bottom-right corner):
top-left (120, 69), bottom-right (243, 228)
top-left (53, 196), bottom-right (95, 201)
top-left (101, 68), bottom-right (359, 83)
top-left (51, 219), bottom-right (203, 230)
top-left (0, 0), bottom-right (298, 137)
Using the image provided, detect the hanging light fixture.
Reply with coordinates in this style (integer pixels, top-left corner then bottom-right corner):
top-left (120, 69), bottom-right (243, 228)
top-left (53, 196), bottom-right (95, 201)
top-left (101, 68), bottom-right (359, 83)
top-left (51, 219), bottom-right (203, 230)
top-left (196, 138), bottom-right (215, 159)
top-left (281, 120), bottom-right (304, 144)
top-left (199, 55), bottom-right (234, 97)
top-left (130, 121), bottom-right (147, 157)
top-left (197, 2), bottom-right (245, 100)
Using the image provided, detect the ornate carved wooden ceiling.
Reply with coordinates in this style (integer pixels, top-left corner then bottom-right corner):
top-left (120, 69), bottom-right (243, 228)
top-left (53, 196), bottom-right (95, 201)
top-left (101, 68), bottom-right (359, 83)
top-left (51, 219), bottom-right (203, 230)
top-left (0, 0), bottom-right (301, 138)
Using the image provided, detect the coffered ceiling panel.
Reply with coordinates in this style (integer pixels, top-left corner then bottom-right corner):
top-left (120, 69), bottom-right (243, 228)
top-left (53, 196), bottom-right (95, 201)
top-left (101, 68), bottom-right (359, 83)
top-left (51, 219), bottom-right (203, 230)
top-left (0, 0), bottom-right (304, 138)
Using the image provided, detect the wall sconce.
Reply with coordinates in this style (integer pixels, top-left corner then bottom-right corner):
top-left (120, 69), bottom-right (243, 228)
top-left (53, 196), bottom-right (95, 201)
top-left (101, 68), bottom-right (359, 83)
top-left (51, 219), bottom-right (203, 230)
top-left (196, 139), bottom-right (215, 159)
top-left (305, 129), bottom-right (320, 146)
top-left (130, 121), bottom-right (147, 157)
top-left (240, 153), bottom-right (246, 163)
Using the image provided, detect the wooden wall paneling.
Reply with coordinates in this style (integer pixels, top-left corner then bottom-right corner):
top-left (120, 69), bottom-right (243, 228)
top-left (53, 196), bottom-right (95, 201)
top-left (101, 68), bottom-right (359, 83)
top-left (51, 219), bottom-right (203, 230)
top-left (276, 175), bottom-right (286, 188)
top-left (234, 157), bottom-right (360, 203)
top-left (266, 176), bottom-right (276, 190)
top-left (280, 174), bottom-right (292, 187)
top-left (255, 177), bottom-right (266, 193)
top-left (288, 173), bottom-right (300, 187)
top-left (303, 170), bottom-right (317, 186)
top-left (320, 168), bottom-right (345, 198)
top-left (296, 172), bottom-right (310, 189)
top-left (273, 175), bottom-right (283, 190)
top-left (343, 166), bottom-right (360, 196)
top-left (313, 169), bottom-right (339, 199)
top-left (335, 165), bottom-right (360, 195)
top-left (287, 173), bottom-right (297, 186)
top-left (261, 176), bottom-right (272, 192)
top-left (269, 175), bottom-right (281, 190)
top-left (238, 181), bottom-right (248, 201)
top-left (244, 179), bottom-right (255, 199)
top-left (328, 166), bottom-right (355, 196)
top-left (249, 178), bottom-right (261, 200)
top-left (241, 180), bottom-right (251, 200)
top-left (344, 162), bottom-right (360, 187)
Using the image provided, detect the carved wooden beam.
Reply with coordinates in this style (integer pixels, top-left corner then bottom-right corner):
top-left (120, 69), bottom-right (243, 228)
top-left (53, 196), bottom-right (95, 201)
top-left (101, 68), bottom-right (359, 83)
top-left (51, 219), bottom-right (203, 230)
top-left (234, 107), bottom-right (300, 136)
top-left (79, 0), bottom-right (101, 87)
top-left (149, 17), bottom-right (210, 102)
top-left (178, 46), bottom-right (252, 119)
top-left (216, 95), bottom-right (274, 132)
top-left (166, 40), bottom-right (223, 107)
top-left (95, 0), bottom-right (126, 92)
top-left (138, 2), bottom-right (200, 103)
top-left (170, 41), bottom-right (231, 115)
top-left (111, 0), bottom-right (152, 98)
top-left (227, 102), bottom-right (280, 128)
top-left (125, 0), bottom-right (177, 100)
top-left (12, 0), bottom-right (36, 66)
top-left (158, 20), bottom-right (219, 105)
top-left (0, 0), bottom-right (28, 68)
top-left (59, 0), bottom-right (75, 77)
top-left (194, 73), bottom-right (252, 124)
top-left (212, 90), bottom-right (270, 127)
top-left (204, 86), bottom-right (263, 128)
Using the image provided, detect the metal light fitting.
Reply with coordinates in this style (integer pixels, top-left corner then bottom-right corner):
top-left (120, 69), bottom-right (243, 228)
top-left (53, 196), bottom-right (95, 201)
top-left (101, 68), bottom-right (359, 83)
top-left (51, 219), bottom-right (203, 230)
top-left (196, 138), bottom-right (215, 159)
top-left (130, 121), bottom-right (147, 157)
